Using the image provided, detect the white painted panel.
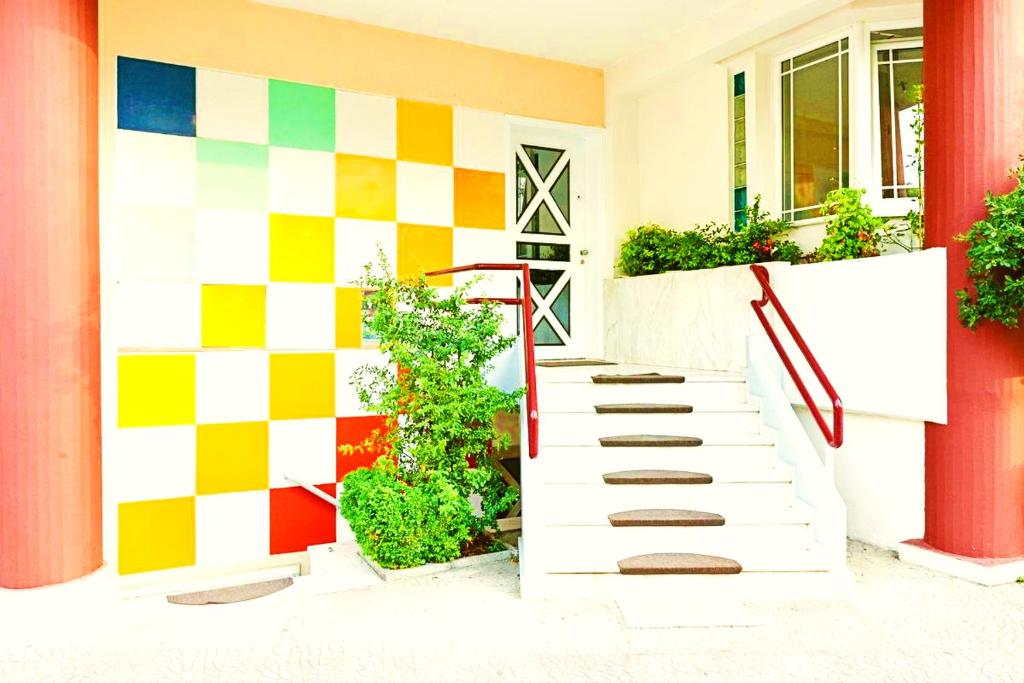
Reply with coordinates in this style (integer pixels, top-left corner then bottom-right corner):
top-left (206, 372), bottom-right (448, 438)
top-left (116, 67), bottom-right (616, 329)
top-left (335, 219), bottom-right (397, 285)
top-left (268, 147), bottom-right (336, 217)
top-left (335, 90), bottom-right (397, 158)
top-left (110, 426), bottom-right (196, 502)
top-left (196, 70), bottom-right (269, 144)
top-left (396, 161), bottom-right (454, 226)
top-left (335, 349), bottom-right (391, 416)
top-left (115, 281), bottom-right (200, 349)
top-left (195, 351), bottom-right (270, 424)
top-left (195, 490), bottom-right (271, 565)
top-left (454, 107), bottom-right (507, 172)
top-left (114, 205), bottom-right (196, 282)
top-left (269, 418), bottom-right (337, 488)
top-left (266, 283), bottom-right (335, 350)
top-left (115, 130), bottom-right (196, 207)
top-left (195, 210), bottom-right (270, 284)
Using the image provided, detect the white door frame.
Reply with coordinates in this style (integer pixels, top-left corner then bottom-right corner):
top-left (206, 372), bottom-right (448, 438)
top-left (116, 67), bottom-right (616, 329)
top-left (507, 116), bottom-right (604, 361)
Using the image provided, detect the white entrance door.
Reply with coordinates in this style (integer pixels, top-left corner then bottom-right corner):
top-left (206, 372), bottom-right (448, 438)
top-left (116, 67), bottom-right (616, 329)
top-left (511, 128), bottom-right (589, 360)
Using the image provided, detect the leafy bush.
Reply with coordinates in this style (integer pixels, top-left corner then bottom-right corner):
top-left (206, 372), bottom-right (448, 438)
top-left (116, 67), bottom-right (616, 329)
top-left (956, 164), bottom-right (1024, 329)
top-left (339, 252), bottom-right (522, 568)
top-left (340, 459), bottom-right (474, 569)
top-left (617, 223), bottom-right (685, 276)
top-left (815, 188), bottom-right (885, 261)
top-left (615, 198), bottom-right (802, 276)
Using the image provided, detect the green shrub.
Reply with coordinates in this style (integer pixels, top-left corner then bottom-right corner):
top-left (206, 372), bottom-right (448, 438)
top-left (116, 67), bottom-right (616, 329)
top-left (340, 459), bottom-right (475, 569)
top-left (956, 164), bottom-right (1024, 329)
top-left (340, 251), bottom-right (522, 568)
top-left (717, 199), bottom-right (802, 266)
top-left (815, 188), bottom-right (885, 261)
top-left (617, 223), bottom-right (684, 276)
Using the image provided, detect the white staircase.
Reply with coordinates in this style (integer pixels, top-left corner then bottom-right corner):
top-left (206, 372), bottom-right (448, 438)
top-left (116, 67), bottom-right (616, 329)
top-left (519, 361), bottom-right (849, 601)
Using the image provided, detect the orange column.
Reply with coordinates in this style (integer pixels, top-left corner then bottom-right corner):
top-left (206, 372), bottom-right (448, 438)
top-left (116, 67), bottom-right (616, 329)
top-left (0, 0), bottom-right (102, 587)
top-left (924, 0), bottom-right (1024, 558)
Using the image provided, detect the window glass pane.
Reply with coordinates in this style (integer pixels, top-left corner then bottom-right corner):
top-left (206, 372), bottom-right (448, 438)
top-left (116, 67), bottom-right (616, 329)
top-left (551, 281), bottom-right (571, 334)
top-left (523, 201), bottom-right (564, 235)
top-left (733, 72), bottom-right (746, 96)
top-left (877, 63), bottom-right (895, 190)
top-left (782, 73), bottom-right (792, 213)
top-left (517, 241), bottom-right (570, 262)
top-left (533, 318), bottom-right (564, 346)
top-left (841, 52), bottom-right (850, 188)
top-left (515, 157), bottom-right (537, 220)
top-left (893, 47), bottom-right (923, 61)
top-left (791, 54), bottom-right (841, 214)
top-left (871, 27), bottom-right (923, 42)
top-left (734, 115), bottom-right (746, 143)
top-left (734, 165), bottom-right (747, 187)
top-left (549, 164), bottom-right (570, 224)
top-left (522, 145), bottom-right (563, 181)
top-left (734, 141), bottom-right (746, 165)
top-left (531, 269), bottom-right (563, 298)
top-left (793, 42), bottom-right (839, 69)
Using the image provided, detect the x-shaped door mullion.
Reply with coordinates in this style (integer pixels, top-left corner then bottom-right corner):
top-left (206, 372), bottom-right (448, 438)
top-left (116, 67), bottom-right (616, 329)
top-left (515, 146), bottom-right (572, 236)
top-left (531, 271), bottom-right (571, 341)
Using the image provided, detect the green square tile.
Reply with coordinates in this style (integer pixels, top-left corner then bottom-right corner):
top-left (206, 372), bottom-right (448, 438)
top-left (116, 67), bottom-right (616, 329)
top-left (197, 138), bottom-right (268, 211)
top-left (269, 80), bottom-right (335, 152)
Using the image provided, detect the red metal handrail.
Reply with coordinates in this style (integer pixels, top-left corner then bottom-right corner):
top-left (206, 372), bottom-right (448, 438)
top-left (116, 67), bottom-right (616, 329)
top-left (749, 265), bottom-right (844, 448)
top-left (424, 263), bottom-right (539, 458)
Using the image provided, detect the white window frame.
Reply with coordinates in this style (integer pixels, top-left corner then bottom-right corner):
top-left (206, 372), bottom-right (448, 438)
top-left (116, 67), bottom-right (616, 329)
top-left (869, 32), bottom-right (923, 218)
top-left (772, 30), bottom-right (854, 226)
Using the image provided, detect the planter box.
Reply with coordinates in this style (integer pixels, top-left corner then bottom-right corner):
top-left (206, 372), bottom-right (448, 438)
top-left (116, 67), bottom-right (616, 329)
top-left (358, 546), bottom-right (517, 582)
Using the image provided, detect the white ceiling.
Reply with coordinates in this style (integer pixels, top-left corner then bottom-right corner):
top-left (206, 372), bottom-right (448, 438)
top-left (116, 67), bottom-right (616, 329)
top-left (255, 0), bottom-right (743, 67)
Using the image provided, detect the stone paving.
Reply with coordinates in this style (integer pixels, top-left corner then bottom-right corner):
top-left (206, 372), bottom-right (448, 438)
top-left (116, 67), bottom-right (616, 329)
top-left (1, 542), bottom-right (1023, 682)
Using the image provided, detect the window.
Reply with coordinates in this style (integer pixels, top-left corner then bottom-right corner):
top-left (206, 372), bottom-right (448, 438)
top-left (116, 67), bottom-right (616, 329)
top-left (732, 72), bottom-right (748, 227)
top-left (780, 38), bottom-right (849, 221)
top-left (872, 30), bottom-right (923, 200)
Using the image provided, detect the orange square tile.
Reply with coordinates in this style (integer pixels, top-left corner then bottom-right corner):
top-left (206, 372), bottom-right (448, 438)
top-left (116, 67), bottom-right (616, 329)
top-left (397, 223), bottom-right (453, 286)
top-left (335, 154), bottom-right (396, 221)
top-left (455, 168), bottom-right (505, 230)
top-left (397, 100), bottom-right (452, 166)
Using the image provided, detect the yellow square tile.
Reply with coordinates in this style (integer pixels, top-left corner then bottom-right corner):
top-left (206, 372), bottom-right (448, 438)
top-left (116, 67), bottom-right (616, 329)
top-left (335, 154), bottom-right (396, 221)
top-left (397, 100), bottom-right (453, 166)
top-left (397, 223), bottom-right (453, 286)
top-left (118, 497), bottom-right (196, 574)
top-left (118, 355), bottom-right (196, 427)
top-left (336, 288), bottom-right (363, 348)
top-left (270, 353), bottom-right (336, 419)
top-left (196, 422), bottom-right (269, 495)
top-left (269, 214), bottom-right (335, 283)
top-left (201, 285), bottom-right (266, 348)
top-left (455, 168), bottom-right (506, 230)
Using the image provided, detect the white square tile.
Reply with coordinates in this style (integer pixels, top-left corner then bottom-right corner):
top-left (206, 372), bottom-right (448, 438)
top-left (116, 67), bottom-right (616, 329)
top-left (396, 162), bottom-right (454, 226)
top-left (195, 351), bottom-right (269, 424)
top-left (195, 490), bottom-right (270, 565)
top-left (115, 281), bottom-right (200, 349)
top-left (195, 210), bottom-right (269, 284)
top-left (336, 90), bottom-right (397, 159)
top-left (452, 227), bottom-right (517, 300)
top-left (111, 426), bottom-right (196, 502)
top-left (268, 147), bottom-right (335, 217)
top-left (196, 70), bottom-right (268, 144)
top-left (335, 219), bottom-right (396, 285)
top-left (335, 349), bottom-right (392, 416)
top-left (269, 418), bottom-right (337, 488)
top-left (455, 107), bottom-right (508, 173)
top-left (114, 205), bottom-right (196, 281)
top-left (115, 130), bottom-right (196, 207)
top-left (266, 283), bottom-right (334, 350)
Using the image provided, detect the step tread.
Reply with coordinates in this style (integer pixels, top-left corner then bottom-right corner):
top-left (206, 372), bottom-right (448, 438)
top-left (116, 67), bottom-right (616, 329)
top-left (618, 553), bottom-right (743, 575)
top-left (600, 435), bottom-right (703, 448)
top-left (592, 373), bottom-right (686, 385)
top-left (608, 509), bottom-right (725, 527)
top-left (537, 359), bottom-right (616, 368)
top-left (595, 403), bottom-right (694, 414)
top-left (603, 469), bottom-right (713, 485)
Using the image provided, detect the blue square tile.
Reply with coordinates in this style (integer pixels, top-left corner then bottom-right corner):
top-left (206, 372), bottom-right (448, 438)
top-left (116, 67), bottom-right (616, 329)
top-left (118, 57), bottom-right (196, 137)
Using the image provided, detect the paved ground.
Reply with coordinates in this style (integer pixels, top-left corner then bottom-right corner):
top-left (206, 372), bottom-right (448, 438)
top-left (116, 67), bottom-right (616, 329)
top-left (1, 541), bottom-right (1022, 682)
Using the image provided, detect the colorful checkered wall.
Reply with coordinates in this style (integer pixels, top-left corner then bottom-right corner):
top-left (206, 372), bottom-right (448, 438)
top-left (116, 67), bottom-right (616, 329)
top-left (112, 56), bottom-right (513, 575)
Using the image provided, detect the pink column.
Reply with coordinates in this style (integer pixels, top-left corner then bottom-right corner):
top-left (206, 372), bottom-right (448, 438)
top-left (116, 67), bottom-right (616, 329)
top-left (0, 0), bottom-right (102, 588)
top-left (924, 0), bottom-right (1024, 558)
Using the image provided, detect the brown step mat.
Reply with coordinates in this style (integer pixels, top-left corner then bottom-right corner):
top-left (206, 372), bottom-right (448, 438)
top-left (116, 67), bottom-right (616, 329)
top-left (599, 435), bottom-right (703, 447)
top-left (536, 359), bottom-right (617, 368)
top-left (618, 553), bottom-right (742, 575)
top-left (595, 404), bottom-right (693, 414)
top-left (608, 509), bottom-right (725, 527)
top-left (602, 469), bottom-right (713, 485)
top-left (592, 373), bottom-right (685, 384)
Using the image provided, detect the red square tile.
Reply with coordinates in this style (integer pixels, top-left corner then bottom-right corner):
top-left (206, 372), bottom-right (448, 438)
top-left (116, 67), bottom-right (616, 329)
top-left (336, 415), bottom-right (390, 481)
top-left (269, 484), bottom-right (336, 555)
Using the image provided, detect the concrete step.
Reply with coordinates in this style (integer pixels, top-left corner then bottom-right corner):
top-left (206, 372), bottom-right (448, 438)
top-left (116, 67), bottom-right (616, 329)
top-left (539, 446), bottom-right (788, 484)
top-left (539, 411), bottom-right (762, 446)
top-left (619, 553), bottom-right (742, 575)
top-left (537, 364), bottom-right (743, 384)
top-left (538, 382), bottom-right (749, 412)
top-left (608, 509), bottom-right (726, 527)
top-left (538, 530), bottom-right (819, 573)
